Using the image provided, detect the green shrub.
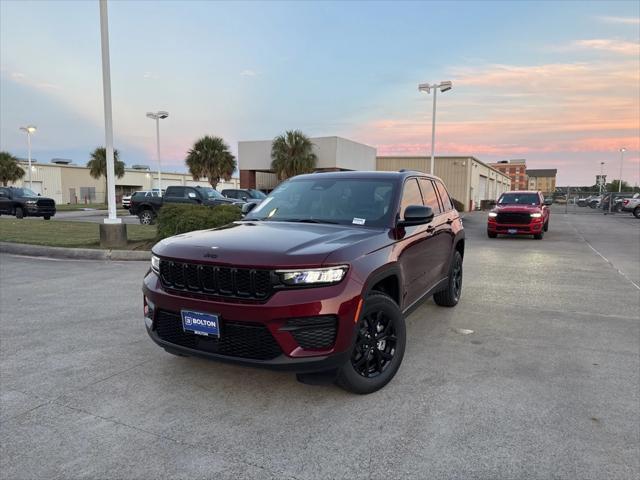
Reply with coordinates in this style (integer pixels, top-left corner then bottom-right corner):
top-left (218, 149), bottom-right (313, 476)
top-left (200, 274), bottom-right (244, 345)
top-left (156, 204), bottom-right (242, 240)
top-left (451, 197), bottom-right (465, 212)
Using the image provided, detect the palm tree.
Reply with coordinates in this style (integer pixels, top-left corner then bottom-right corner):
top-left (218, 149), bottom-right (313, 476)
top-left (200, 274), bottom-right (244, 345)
top-left (0, 151), bottom-right (25, 186)
top-left (87, 147), bottom-right (125, 204)
top-left (185, 136), bottom-right (236, 188)
top-left (270, 130), bottom-right (317, 180)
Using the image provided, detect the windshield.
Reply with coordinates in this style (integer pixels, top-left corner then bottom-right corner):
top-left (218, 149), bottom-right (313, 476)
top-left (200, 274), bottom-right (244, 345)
top-left (13, 188), bottom-right (38, 197)
top-left (199, 187), bottom-right (225, 199)
top-left (244, 178), bottom-right (397, 227)
top-left (248, 189), bottom-right (267, 199)
top-left (498, 193), bottom-right (540, 205)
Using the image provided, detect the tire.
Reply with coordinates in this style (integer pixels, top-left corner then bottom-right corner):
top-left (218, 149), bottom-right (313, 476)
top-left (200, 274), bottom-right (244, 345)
top-left (543, 220), bottom-right (549, 232)
top-left (434, 250), bottom-right (463, 307)
top-left (44, 216), bottom-right (51, 220)
top-left (534, 231), bottom-right (544, 240)
top-left (139, 209), bottom-right (155, 225)
top-left (15, 207), bottom-right (24, 219)
top-left (487, 231), bottom-right (497, 238)
top-left (634, 207), bottom-right (640, 219)
top-left (336, 292), bottom-right (406, 394)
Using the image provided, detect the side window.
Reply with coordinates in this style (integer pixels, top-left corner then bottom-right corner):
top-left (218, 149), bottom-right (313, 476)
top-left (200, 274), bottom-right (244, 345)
top-left (434, 181), bottom-right (453, 212)
top-left (400, 178), bottom-right (423, 219)
top-left (166, 187), bottom-right (184, 198)
top-left (418, 178), bottom-right (442, 215)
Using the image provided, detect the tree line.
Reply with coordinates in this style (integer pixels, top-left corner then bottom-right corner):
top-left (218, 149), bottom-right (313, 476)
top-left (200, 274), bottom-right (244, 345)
top-left (0, 129), bottom-right (316, 194)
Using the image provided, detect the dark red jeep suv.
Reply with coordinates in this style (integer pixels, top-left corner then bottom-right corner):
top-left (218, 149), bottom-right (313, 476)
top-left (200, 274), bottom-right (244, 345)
top-left (143, 171), bottom-right (465, 393)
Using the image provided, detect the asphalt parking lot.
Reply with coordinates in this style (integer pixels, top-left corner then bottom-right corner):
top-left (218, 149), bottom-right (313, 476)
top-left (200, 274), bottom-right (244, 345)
top-left (1, 212), bottom-right (639, 479)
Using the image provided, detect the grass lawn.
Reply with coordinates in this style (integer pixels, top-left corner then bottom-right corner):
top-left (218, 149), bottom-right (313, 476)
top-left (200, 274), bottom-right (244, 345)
top-left (56, 203), bottom-right (128, 213)
top-left (0, 218), bottom-right (157, 249)
top-left (56, 203), bottom-right (109, 211)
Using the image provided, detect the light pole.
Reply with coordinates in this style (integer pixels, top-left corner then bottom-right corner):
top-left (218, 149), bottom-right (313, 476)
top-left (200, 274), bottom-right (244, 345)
top-left (146, 111), bottom-right (169, 194)
top-left (618, 147), bottom-right (626, 193)
top-left (19, 125), bottom-right (37, 189)
top-left (599, 162), bottom-right (605, 195)
top-left (99, 0), bottom-right (119, 224)
top-left (418, 80), bottom-right (452, 175)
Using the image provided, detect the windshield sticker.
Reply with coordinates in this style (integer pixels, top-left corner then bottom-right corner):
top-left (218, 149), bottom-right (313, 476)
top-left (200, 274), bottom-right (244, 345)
top-left (352, 218), bottom-right (366, 225)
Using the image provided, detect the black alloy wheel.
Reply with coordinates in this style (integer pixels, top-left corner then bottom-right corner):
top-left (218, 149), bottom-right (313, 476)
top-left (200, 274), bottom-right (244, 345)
top-left (351, 310), bottom-right (397, 378)
top-left (336, 292), bottom-right (406, 394)
top-left (434, 250), bottom-right (463, 307)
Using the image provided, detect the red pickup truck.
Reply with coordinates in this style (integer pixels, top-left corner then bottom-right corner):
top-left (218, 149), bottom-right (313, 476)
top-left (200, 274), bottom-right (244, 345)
top-left (487, 191), bottom-right (551, 240)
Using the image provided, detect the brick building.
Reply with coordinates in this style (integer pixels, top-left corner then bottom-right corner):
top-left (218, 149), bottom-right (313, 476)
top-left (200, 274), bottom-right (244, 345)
top-left (488, 160), bottom-right (528, 190)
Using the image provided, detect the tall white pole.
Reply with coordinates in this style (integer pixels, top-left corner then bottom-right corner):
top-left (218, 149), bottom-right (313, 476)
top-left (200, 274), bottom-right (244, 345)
top-left (99, 0), bottom-right (120, 223)
top-left (27, 132), bottom-right (32, 189)
top-left (156, 117), bottom-right (162, 193)
top-left (430, 87), bottom-right (437, 175)
top-left (618, 148), bottom-right (625, 193)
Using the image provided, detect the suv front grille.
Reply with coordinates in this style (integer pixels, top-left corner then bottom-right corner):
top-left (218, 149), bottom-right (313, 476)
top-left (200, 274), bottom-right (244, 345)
top-left (36, 199), bottom-right (55, 207)
top-left (496, 212), bottom-right (531, 225)
top-left (159, 260), bottom-right (273, 300)
top-left (283, 316), bottom-right (338, 350)
top-left (154, 310), bottom-right (282, 360)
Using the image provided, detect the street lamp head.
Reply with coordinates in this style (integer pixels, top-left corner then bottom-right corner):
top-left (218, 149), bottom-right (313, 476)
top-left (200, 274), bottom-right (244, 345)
top-left (19, 125), bottom-right (37, 134)
top-left (146, 111), bottom-right (169, 120)
top-left (418, 83), bottom-right (431, 94)
top-left (439, 81), bottom-right (453, 92)
top-left (620, 147), bottom-right (626, 153)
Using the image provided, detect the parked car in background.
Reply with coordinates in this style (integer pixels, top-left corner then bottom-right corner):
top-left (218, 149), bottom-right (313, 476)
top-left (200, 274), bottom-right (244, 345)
top-left (221, 188), bottom-right (267, 203)
top-left (122, 194), bottom-right (132, 209)
top-left (487, 190), bottom-right (551, 239)
top-left (129, 185), bottom-right (243, 224)
top-left (588, 196), bottom-right (601, 208)
top-left (143, 171), bottom-right (465, 394)
top-left (621, 193), bottom-right (640, 218)
top-left (126, 190), bottom-right (163, 212)
top-left (0, 187), bottom-right (56, 220)
top-left (600, 193), bottom-right (634, 213)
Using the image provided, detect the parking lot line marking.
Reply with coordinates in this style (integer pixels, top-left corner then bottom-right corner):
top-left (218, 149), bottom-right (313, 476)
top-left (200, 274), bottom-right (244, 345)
top-left (568, 223), bottom-right (640, 291)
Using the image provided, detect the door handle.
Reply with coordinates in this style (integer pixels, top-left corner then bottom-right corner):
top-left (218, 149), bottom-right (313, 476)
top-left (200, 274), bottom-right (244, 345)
top-left (446, 218), bottom-right (454, 225)
top-left (427, 225), bottom-right (435, 233)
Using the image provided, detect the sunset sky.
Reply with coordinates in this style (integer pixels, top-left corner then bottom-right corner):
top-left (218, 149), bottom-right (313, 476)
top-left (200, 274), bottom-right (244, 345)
top-left (1, 0), bottom-right (638, 186)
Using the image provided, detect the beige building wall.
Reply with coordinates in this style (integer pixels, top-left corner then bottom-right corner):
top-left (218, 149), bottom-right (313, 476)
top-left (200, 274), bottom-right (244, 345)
top-left (12, 162), bottom-right (239, 204)
top-left (376, 156), bottom-right (511, 211)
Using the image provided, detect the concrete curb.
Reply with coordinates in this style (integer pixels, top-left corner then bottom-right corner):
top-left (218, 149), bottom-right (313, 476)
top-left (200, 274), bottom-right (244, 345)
top-left (0, 242), bottom-right (151, 261)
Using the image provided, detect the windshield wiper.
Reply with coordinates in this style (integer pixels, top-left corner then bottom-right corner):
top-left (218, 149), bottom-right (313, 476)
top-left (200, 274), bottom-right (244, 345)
top-left (281, 218), bottom-right (340, 224)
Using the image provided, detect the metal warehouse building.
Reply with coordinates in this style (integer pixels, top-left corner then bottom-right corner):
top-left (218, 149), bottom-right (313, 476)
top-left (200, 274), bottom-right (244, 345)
top-left (10, 160), bottom-right (239, 205)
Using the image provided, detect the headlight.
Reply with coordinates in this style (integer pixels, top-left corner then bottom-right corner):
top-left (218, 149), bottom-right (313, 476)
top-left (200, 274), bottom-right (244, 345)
top-left (488, 212), bottom-right (498, 217)
top-left (276, 266), bottom-right (348, 286)
top-left (151, 254), bottom-right (160, 274)
top-left (530, 213), bottom-right (542, 218)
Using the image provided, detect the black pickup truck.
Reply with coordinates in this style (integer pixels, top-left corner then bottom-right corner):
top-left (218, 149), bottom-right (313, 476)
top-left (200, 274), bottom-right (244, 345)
top-left (129, 185), bottom-right (244, 224)
top-left (0, 186), bottom-right (56, 220)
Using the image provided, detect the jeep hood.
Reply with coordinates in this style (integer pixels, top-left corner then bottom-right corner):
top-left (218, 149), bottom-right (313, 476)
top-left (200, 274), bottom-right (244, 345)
top-left (152, 221), bottom-right (387, 268)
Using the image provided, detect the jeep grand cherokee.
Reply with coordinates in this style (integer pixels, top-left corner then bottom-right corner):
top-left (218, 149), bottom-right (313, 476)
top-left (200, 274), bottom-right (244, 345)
top-left (143, 171), bottom-right (465, 394)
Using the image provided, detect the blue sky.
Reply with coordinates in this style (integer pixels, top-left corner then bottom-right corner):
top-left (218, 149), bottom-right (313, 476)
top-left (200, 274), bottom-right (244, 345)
top-left (1, 0), bottom-right (638, 185)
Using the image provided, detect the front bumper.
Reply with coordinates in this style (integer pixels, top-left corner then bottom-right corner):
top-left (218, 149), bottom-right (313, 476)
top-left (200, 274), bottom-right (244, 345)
top-left (25, 205), bottom-right (56, 217)
top-left (487, 219), bottom-right (543, 235)
top-left (142, 271), bottom-right (363, 372)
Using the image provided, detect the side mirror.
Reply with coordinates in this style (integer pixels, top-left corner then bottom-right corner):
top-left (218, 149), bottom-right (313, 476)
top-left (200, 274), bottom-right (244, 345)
top-left (242, 202), bottom-right (257, 214)
top-left (399, 205), bottom-right (434, 227)
top-left (242, 196), bottom-right (248, 201)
